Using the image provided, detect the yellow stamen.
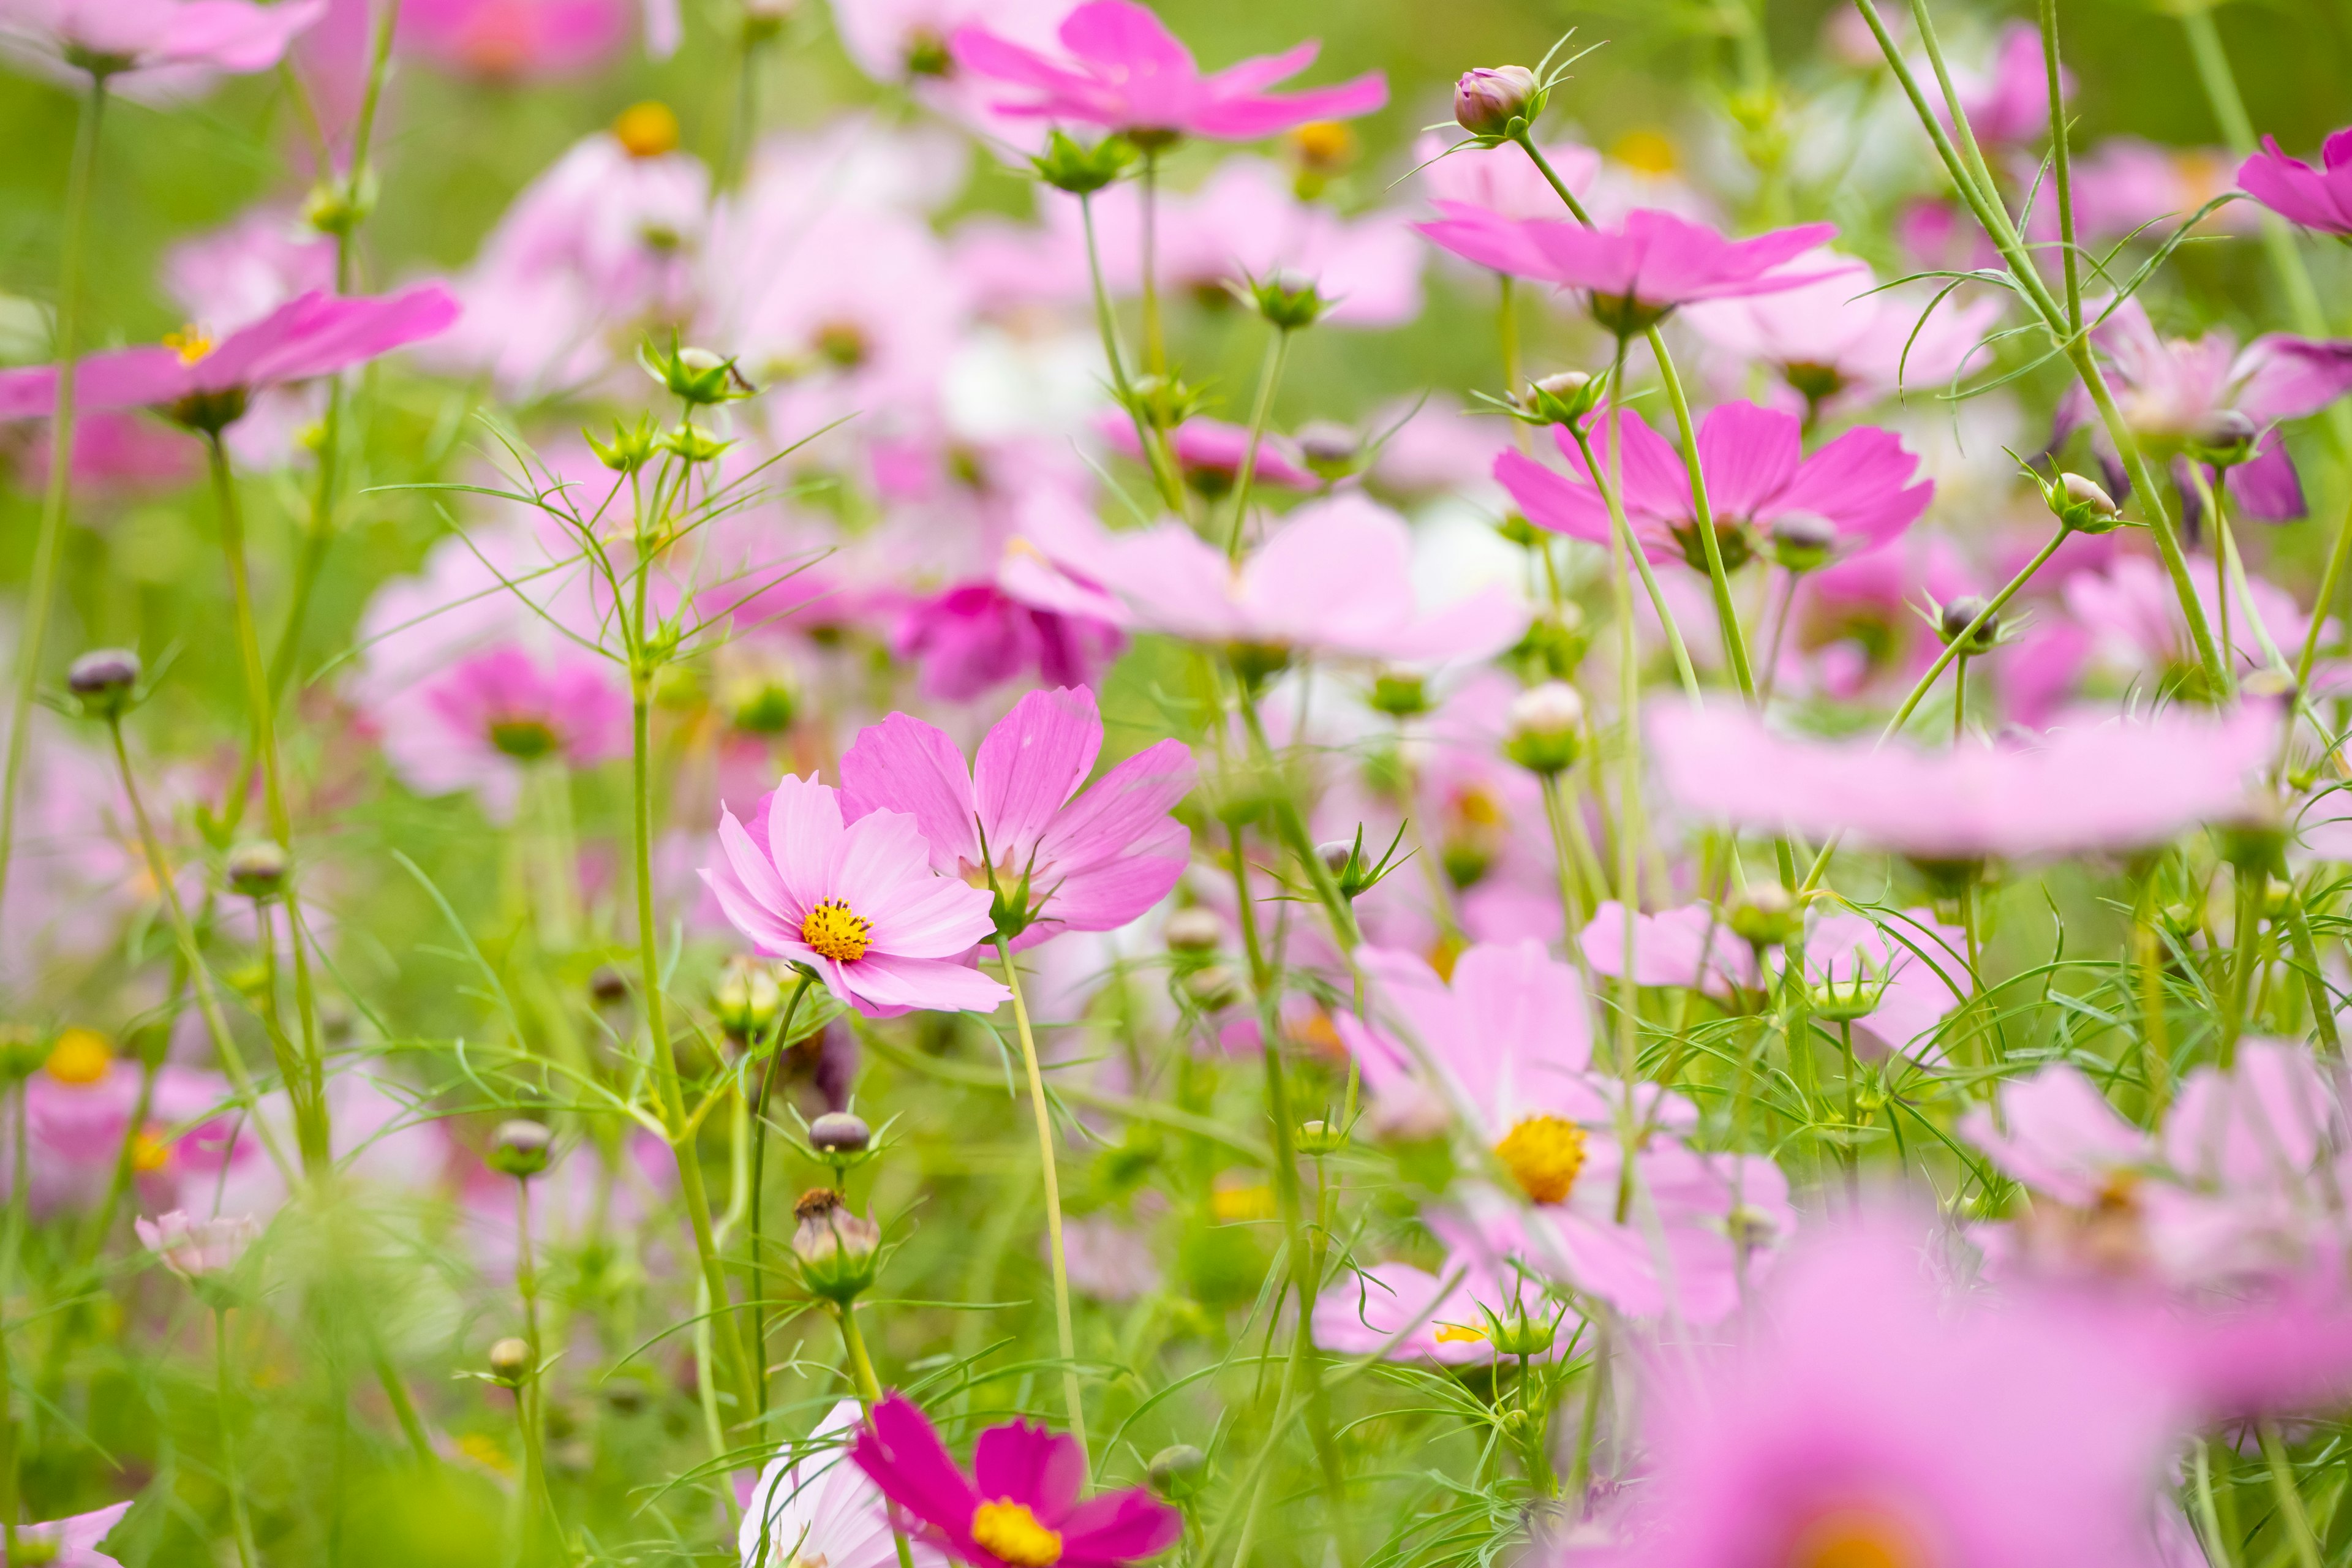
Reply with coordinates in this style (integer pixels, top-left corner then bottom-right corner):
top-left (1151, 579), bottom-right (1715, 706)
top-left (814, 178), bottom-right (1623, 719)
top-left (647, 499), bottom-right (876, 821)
top-left (1210, 1180), bottom-right (1275, 1223)
top-left (1610, 128), bottom-right (1678, 176)
top-left (44, 1027), bottom-right (111, 1086)
top-left (970, 1500), bottom-right (1062, 1568)
top-left (162, 326), bottom-right (214, 366)
top-left (612, 100), bottom-right (680, 159)
top-left (1290, 119), bottom-right (1355, 172)
top-left (1494, 1114), bottom-right (1586, 1205)
top-left (132, 1129), bottom-right (170, 1173)
top-left (1787, 1507), bottom-right (1926, 1568)
top-left (800, 897), bottom-right (874, 963)
top-left (1432, 1322), bottom-right (1488, 1346)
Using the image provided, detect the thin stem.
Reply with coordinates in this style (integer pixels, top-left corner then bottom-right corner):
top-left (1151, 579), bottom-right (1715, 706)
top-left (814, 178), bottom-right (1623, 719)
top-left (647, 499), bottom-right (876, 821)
top-left (0, 74), bottom-right (106, 948)
top-left (1883, 528), bottom-right (2068, 737)
top-left (1537, 772), bottom-right (1594, 982)
top-left (1567, 423), bottom-right (1702, 703)
top-left (1079, 193), bottom-right (1183, 511)
top-left (2282, 888), bottom-right (2341, 1057)
top-left (1647, 328), bottom-right (1757, 699)
top-left (216, 1308), bottom-right (260, 1568)
top-left (2134, 880), bottom-right (2173, 1114)
top-left (835, 1306), bottom-right (918, 1568)
top-left (2258, 1420), bottom-right (2323, 1568)
top-left (1139, 150), bottom-right (1166, 375)
top-left (1224, 327), bottom-right (1292, 560)
top-left (513, 1177), bottom-right (560, 1558)
top-left (993, 938), bottom-right (1088, 1463)
top-left (2219, 864), bottom-right (2263, 1068)
top-left (2037, 0), bottom-right (2082, 334)
top-left (747, 971), bottom-right (813, 1419)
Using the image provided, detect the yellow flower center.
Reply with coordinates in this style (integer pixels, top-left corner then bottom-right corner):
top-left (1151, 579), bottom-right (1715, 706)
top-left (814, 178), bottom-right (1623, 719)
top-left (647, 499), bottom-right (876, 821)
top-left (1786, 1507), bottom-right (1925, 1568)
top-left (1210, 1181), bottom-right (1275, 1223)
top-left (1611, 128), bottom-right (1679, 176)
top-left (1432, 1322), bottom-right (1488, 1346)
top-left (132, 1129), bottom-right (170, 1172)
top-left (163, 326), bottom-right (214, 366)
top-left (800, 897), bottom-right (873, 963)
top-left (612, 100), bottom-right (680, 159)
top-left (970, 1500), bottom-right (1062, 1568)
top-left (1494, 1114), bottom-right (1586, 1205)
top-left (44, 1028), bottom-right (112, 1085)
top-left (1290, 119), bottom-right (1355, 170)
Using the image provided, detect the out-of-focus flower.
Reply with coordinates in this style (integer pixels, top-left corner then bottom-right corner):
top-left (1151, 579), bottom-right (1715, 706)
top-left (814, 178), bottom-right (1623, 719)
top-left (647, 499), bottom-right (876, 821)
top-left (1580, 902), bottom-right (1762, 997)
top-left (1649, 701), bottom-right (2280, 862)
top-left (0, 285), bottom-right (459, 433)
top-left (951, 0), bottom-right (1385, 143)
top-left (1498, 402), bottom-right (1932, 571)
top-left (841, 688), bottom-right (1192, 952)
top-left (1030, 493), bottom-right (1528, 666)
top-left (1414, 132), bottom-right (1601, 222)
top-left (1060, 1213), bottom-right (1161, 1302)
top-left (400, 0), bottom-right (631, 77)
top-left (2237, 125), bottom-right (2352, 235)
top-left (0, 1501), bottom-right (130, 1568)
top-left (374, 642), bottom-right (630, 818)
top-left (2055, 552), bottom-right (2313, 688)
top-left (1312, 1226), bottom-right (1550, 1368)
top-left (1578, 1219), bottom-right (2188, 1568)
top-left (893, 582), bottom-right (1125, 703)
top-left (702, 774), bottom-right (1010, 1017)
top-left (9, 410), bottom-right (200, 492)
top-left (2043, 138), bottom-right (2250, 247)
top-left (1682, 252), bottom-right (2000, 418)
top-left (1413, 206), bottom-right (1834, 334)
top-left (10, 1035), bottom-right (249, 1216)
top-left (742, 1399), bottom-right (934, 1568)
top-left (0, 0), bottom-right (323, 87)
top-left (849, 1392), bottom-right (1180, 1568)
top-left (1945, 20), bottom-right (2067, 146)
top-left (136, 1208), bottom-right (260, 1281)
top-left (1097, 414), bottom-right (1315, 497)
top-left (2052, 297), bottom-right (2352, 521)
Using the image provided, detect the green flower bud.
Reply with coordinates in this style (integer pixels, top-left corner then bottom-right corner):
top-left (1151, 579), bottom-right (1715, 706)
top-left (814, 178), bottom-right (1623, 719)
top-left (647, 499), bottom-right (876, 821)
top-left (791, 1188), bottom-right (881, 1303)
top-left (1504, 682), bottom-right (1585, 775)
top-left (486, 1119), bottom-right (553, 1178)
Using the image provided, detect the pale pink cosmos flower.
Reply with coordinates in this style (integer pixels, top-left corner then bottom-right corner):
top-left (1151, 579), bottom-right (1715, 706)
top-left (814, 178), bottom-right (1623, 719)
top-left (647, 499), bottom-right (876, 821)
top-left (1579, 902), bottom-right (1762, 997)
top-left (1058, 1214), bottom-right (1161, 1302)
top-left (0, 0), bottom-right (323, 88)
top-left (1944, 20), bottom-right (2068, 146)
top-left (1682, 251), bottom-right (2001, 418)
top-left (399, 0), bottom-right (630, 77)
top-left (702, 774), bottom-right (1010, 1017)
top-left (161, 203), bottom-right (339, 467)
top-left (1029, 493), bottom-right (1529, 665)
top-left (0, 284), bottom-right (459, 429)
top-left (136, 1208), bottom-right (261, 1281)
top-left (2052, 296), bottom-right (2352, 521)
top-left (832, 0), bottom-right (1064, 84)
top-left (1095, 412), bottom-right (1315, 495)
top-left (10, 1050), bottom-right (241, 1215)
top-left (1569, 1219), bottom-right (2190, 1568)
top-left (0, 1502), bottom-right (130, 1568)
top-left (2240, 126), bottom-right (2352, 235)
top-left (839, 686), bottom-right (1195, 952)
top-left (374, 642), bottom-right (630, 818)
top-left (2056, 551), bottom-right (2313, 687)
top-left (1497, 401), bottom-right (1933, 573)
top-left (1649, 701), bottom-right (2282, 862)
top-left (2039, 138), bottom-right (2252, 246)
top-left (742, 1398), bottom-right (943, 1568)
top-left (1313, 1216), bottom-right (1555, 1368)
top-left (1412, 205), bottom-right (1836, 332)
top-left (10, 410), bottom-right (199, 492)
top-left (951, 0), bottom-right (1385, 142)
top-left (1417, 132), bottom-right (1602, 222)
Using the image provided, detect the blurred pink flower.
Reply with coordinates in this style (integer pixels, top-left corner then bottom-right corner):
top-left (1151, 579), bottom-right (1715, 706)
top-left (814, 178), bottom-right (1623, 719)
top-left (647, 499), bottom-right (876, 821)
top-left (1058, 1213), bottom-right (1161, 1302)
top-left (951, 0), bottom-right (1384, 142)
top-left (1946, 20), bottom-right (2067, 146)
top-left (1415, 133), bottom-right (1601, 223)
top-left (2061, 551), bottom-right (2313, 684)
top-left (137, 1208), bottom-right (260, 1281)
top-left (1649, 701), bottom-right (2281, 862)
top-left (1682, 252), bottom-right (2000, 417)
top-left (10, 1046), bottom-right (246, 1216)
top-left (1311, 1218), bottom-right (1555, 1368)
top-left (1580, 901), bottom-right (1761, 997)
top-left (742, 1399), bottom-right (937, 1568)
top-left (375, 642), bottom-right (630, 816)
top-left (703, 774), bottom-right (1009, 1017)
top-left (0, 1502), bottom-right (130, 1568)
top-left (893, 581), bottom-right (1125, 702)
top-left (2052, 297), bottom-right (2352, 521)
top-left (1096, 413), bottom-right (1315, 494)
top-left (1413, 205), bottom-right (1834, 330)
top-left (2237, 126), bottom-right (2352, 235)
top-left (2041, 138), bottom-right (2251, 247)
top-left (10, 410), bottom-right (200, 492)
top-left (840, 685), bottom-right (1194, 951)
top-left (1497, 402), bottom-right (1932, 570)
top-left (400, 0), bottom-right (627, 77)
top-left (0, 0), bottom-right (323, 83)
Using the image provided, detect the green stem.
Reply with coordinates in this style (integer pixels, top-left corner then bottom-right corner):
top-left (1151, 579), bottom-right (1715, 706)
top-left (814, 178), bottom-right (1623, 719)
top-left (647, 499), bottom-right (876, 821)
top-left (2258, 1420), bottom-right (2323, 1568)
top-left (1537, 772), bottom-right (1593, 976)
top-left (2282, 887), bottom-right (2341, 1057)
top-left (216, 1308), bottom-right (260, 1568)
top-left (2220, 864), bottom-right (2263, 1066)
top-left (513, 1177), bottom-right (560, 1557)
top-left (1224, 328), bottom-right (1292, 560)
top-left (993, 938), bottom-right (1088, 1463)
top-left (1139, 150), bottom-right (1166, 376)
top-left (1884, 528), bottom-right (2068, 737)
top-left (1647, 328), bottom-right (1757, 699)
top-left (747, 971), bottom-right (814, 1420)
top-left (1079, 193), bottom-right (1183, 511)
top-left (0, 74), bottom-right (106, 947)
top-left (835, 1306), bottom-right (918, 1568)
top-left (2037, 0), bottom-right (2082, 334)
top-left (2133, 876), bottom-right (2173, 1114)
top-left (1567, 424), bottom-right (1702, 703)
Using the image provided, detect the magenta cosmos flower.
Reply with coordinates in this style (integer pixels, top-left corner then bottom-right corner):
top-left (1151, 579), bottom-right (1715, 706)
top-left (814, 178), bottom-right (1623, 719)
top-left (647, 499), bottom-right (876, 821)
top-left (840, 687), bottom-right (1194, 952)
top-left (893, 582), bottom-right (1125, 703)
top-left (0, 0), bottom-right (322, 81)
top-left (1497, 401), bottom-right (1933, 573)
top-left (0, 284), bottom-right (458, 433)
top-left (850, 1392), bottom-right (1180, 1568)
top-left (1649, 701), bottom-right (2280, 863)
top-left (703, 774), bottom-right (1010, 1017)
top-left (1414, 205), bottom-right (1834, 334)
top-left (1578, 1219), bottom-right (2190, 1568)
top-left (951, 0), bottom-right (1384, 143)
top-left (400, 0), bottom-right (636, 79)
top-left (374, 641), bottom-right (630, 818)
top-left (1096, 413), bottom-right (1315, 496)
top-left (2237, 126), bottom-right (2352, 235)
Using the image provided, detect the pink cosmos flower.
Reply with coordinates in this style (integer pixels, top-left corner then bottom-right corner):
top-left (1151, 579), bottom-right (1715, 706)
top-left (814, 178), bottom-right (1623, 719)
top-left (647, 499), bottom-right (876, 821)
top-left (2237, 126), bottom-right (2352, 235)
top-left (10, 410), bottom-right (200, 492)
top-left (9, 1046), bottom-right (244, 1216)
top-left (893, 582), bottom-right (1125, 703)
top-left (0, 284), bottom-right (459, 431)
top-left (1415, 133), bottom-right (1602, 223)
top-left (703, 774), bottom-right (1010, 1017)
top-left (1649, 701), bottom-right (2281, 862)
top-left (1096, 413), bottom-right (1314, 494)
top-left (1682, 252), bottom-right (2001, 418)
top-left (400, 0), bottom-right (630, 77)
top-left (1030, 493), bottom-right (1528, 665)
top-left (743, 1399), bottom-right (940, 1568)
top-left (839, 686), bottom-right (1194, 952)
top-left (0, 1502), bottom-right (130, 1568)
top-left (1579, 902), bottom-right (1762, 997)
top-left (849, 1392), bottom-right (1180, 1568)
top-left (375, 642), bottom-right (630, 818)
top-left (137, 1209), bottom-right (260, 1281)
top-left (2057, 551), bottom-right (2313, 685)
top-left (1496, 402), bottom-right (1933, 572)
top-left (2052, 297), bottom-right (2352, 521)
top-left (1571, 1219), bottom-right (2188, 1568)
top-left (1313, 1213), bottom-right (1561, 1368)
top-left (1947, 20), bottom-right (2067, 146)
top-left (2043, 138), bottom-right (2251, 247)
top-left (1412, 205), bottom-right (1835, 332)
top-left (0, 0), bottom-right (323, 84)
top-left (951, 0), bottom-right (1385, 143)
top-left (1058, 1214), bottom-right (1161, 1302)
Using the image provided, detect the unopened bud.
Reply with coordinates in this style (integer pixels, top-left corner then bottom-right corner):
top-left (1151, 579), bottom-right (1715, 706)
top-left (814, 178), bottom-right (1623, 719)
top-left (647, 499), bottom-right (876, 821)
top-left (791, 1188), bottom-right (881, 1303)
top-left (1504, 681), bottom-right (1585, 775)
top-left (1164, 908), bottom-right (1224, 955)
top-left (224, 840), bottom-right (289, 898)
top-left (713, 957), bottom-right (782, 1041)
top-left (67, 648), bottom-right (141, 715)
top-left (487, 1119), bottom-right (553, 1178)
top-left (1939, 596), bottom-right (2000, 654)
top-left (808, 1112), bottom-right (872, 1155)
top-left (1183, 964), bottom-right (1243, 1012)
top-left (1519, 371), bottom-right (1600, 427)
top-left (1727, 884), bottom-right (1800, 949)
top-left (1486, 1312), bottom-right (1557, 1358)
top-left (1368, 671), bottom-right (1430, 718)
top-left (1768, 512), bottom-right (1838, 573)
top-left (2188, 409), bottom-right (2259, 470)
top-left (1030, 129), bottom-right (1136, 196)
top-left (2052, 471), bottom-right (2122, 535)
top-left (1250, 272), bottom-right (1326, 332)
top-left (488, 1337), bottom-right (533, 1385)
top-left (647, 342), bottom-right (754, 406)
top-left (1455, 66), bottom-right (1539, 139)
top-left (1295, 421), bottom-right (1361, 480)
top-left (1295, 1118), bottom-right (1348, 1156)
top-left (1147, 1444), bottom-right (1210, 1501)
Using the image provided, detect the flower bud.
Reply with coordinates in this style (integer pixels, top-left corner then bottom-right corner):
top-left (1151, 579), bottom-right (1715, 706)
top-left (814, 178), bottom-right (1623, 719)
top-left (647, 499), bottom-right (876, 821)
top-left (1294, 1118), bottom-right (1348, 1156)
top-left (1147, 1444), bottom-right (1210, 1501)
top-left (1368, 671), bottom-right (1430, 719)
top-left (645, 342), bottom-right (755, 405)
top-left (1182, 964), bottom-right (1243, 1012)
top-left (586, 414), bottom-right (660, 475)
top-left (1454, 66), bottom-right (1539, 139)
top-left (1295, 421), bottom-right (1362, 481)
top-left (1518, 370), bottom-right (1601, 428)
top-left (1030, 129), bottom-right (1136, 196)
top-left (1938, 596), bottom-right (2000, 655)
top-left (1727, 884), bottom-right (1800, 950)
top-left (713, 957), bottom-right (783, 1042)
top-left (488, 1337), bottom-right (533, 1386)
top-left (2050, 471), bottom-right (2123, 535)
top-left (1485, 1311), bottom-right (1557, 1359)
top-left (1250, 272), bottom-right (1327, 332)
top-left (224, 840), bottom-right (289, 899)
top-left (1504, 681), bottom-right (1585, 775)
top-left (67, 648), bottom-right (141, 716)
top-left (486, 1118), bottom-right (553, 1178)
top-left (808, 1112), bottom-right (872, 1155)
top-left (1768, 512), bottom-right (1838, 573)
top-left (1163, 908), bottom-right (1224, 955)
top-left (589, 966), bottom-right (630, 1006)
top-left (2188, 409), bottom-right (2259, 470)
top-left (791, 1188), bottom-right (881, 1303)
